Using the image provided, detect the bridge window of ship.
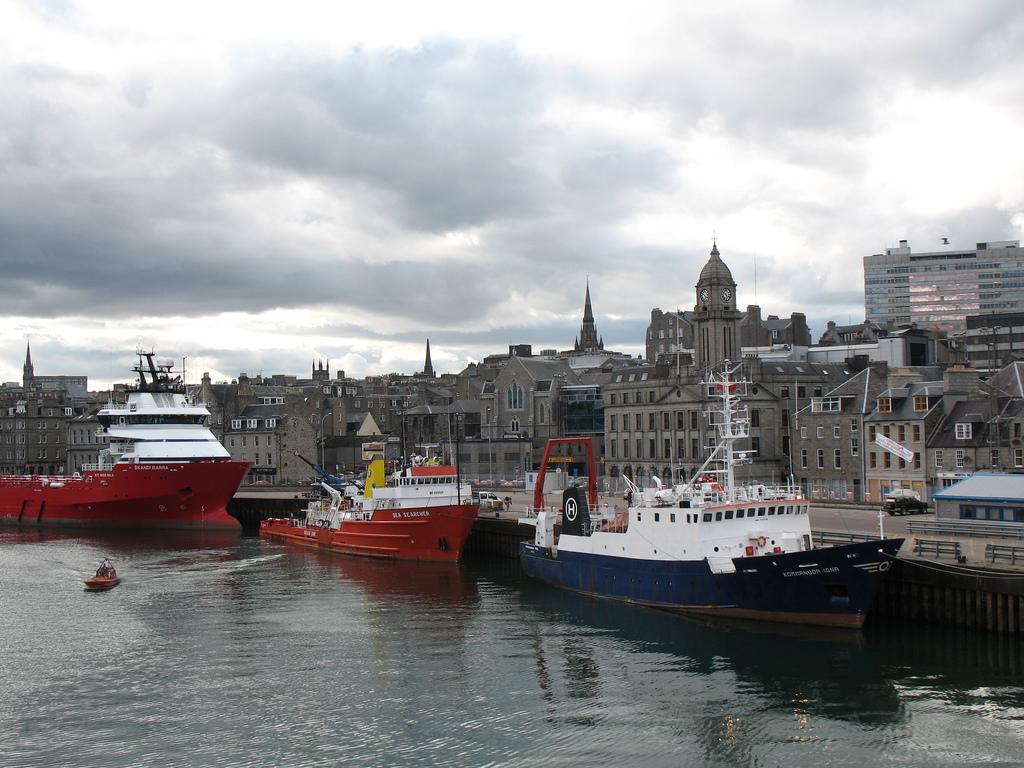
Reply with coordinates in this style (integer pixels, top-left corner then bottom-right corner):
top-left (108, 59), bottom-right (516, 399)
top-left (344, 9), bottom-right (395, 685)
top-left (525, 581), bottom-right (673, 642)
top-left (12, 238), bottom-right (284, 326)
top-left (636, 513), bottom-right (641, 521)
top-left (768, 507), bottom-right (776, 515)
top-left (654, 513), bottom-right (660, 522)
top-left (724, 510), bottom-right (733, 520)
top-left (702, 512), bottom-right (712, 522)
top-left (714, 511), bottom-right (722, 521)
top-left (757, 508), bottom-right (766, 517)
top-left (670, 513), bottom-right (676, 523)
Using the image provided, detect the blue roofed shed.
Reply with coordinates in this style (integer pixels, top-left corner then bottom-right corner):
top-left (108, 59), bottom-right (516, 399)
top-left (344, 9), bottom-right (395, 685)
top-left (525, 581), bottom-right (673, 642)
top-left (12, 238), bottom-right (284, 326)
top-left (932, 473), bottom-right (1024, 523)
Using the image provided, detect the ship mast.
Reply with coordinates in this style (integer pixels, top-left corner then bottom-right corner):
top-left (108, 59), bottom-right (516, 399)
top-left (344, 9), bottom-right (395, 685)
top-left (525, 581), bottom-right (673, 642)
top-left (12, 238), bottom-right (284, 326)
top-left (690, 360), bottom-right (752, 501)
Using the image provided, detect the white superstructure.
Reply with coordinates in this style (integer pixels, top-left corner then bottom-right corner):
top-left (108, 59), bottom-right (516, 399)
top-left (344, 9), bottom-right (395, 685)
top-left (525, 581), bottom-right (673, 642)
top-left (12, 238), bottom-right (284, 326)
top-left (90, 353), bottom-right (230, 469)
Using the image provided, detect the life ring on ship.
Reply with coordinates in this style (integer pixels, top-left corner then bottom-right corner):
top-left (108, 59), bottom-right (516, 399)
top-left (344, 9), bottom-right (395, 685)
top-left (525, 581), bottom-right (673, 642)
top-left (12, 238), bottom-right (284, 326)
top-left (756, 536), bottom-right (767, 547)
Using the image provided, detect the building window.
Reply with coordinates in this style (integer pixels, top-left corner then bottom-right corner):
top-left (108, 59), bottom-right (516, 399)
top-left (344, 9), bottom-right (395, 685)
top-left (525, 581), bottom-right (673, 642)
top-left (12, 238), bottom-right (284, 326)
top-left (510, 417), bottom-right (520, 432)
top-left (954, 423), bottom-right (972, 440)
top-left (955, 449), bottom-right (966, 468)
top-left (869, 452), bottom-right (876, 468)
top-left (506, 382), bottom-right (524, 410)
top-left (912, 424), bottom-right (921, 442)
top-left (635, 413), bottom-right (642, 430)
top-left (664, 438), bottom-right (671, 458)
top-left (690, 411), bottom-right (698, 430)
top-left (800, 449), bottom-right (807, 469)
top-left (797, 386), bottom-right (806, 399)
top-left (231, 419), bottom-right (242, 429)
top-left (1015, 448), bottom-right (1023, 468)
top-left (676, 411), bottom-right (685, 429)
top-left (247, 419), bottom-right (257, 429)
top-left (883, 453), bottom-right (891, 469)
top-left (914, 452), bottom-right (921, 470)
top-left (851, 418), bottom-right (859, 432)
top-left (611, 441), bottom-right (617, 458)
top-left (913, 395), bottom-right (928, 411)
top-left (267, 419), bottom-right (276, 428)
top-left (851, 438), bottom-right (859, 457)
top-left (663, 412), bottom-right (670, 429)
top-left (898, 425), bottom-right (906, 443)
top-left (934, 449), bottom-right (943, 468)
top-left (834, 449), bottom-right (841, 469)
top-left (817, 449), bottom-right (824, 469)
top-left (636, 439), bottom-right (643, 458)
top-left (610, 394), bottom-right (618, 405)
top-left (623, 440), bottom-right (629, 459)
top-left (610, 415), bottom-right (617, 432)
top-left (750, 409), bottom-right (760, 427)
top-left (800, 426), bottom-right (807, 439)
top-left (833, 425), bottom-right (841, 439)
top-left (991, 449), bottom-right (999, 467)
top-left (868, 425), bottom-right (876, 441)
top-left (649, 413), bottom-right (656, 430)
top-left (878, 397), bottom-right (892, 413)
top-left (649, 438), bottom-right (656, 458)
top-left (751, 437), bottom-right (760, 455)
top-left (816, 425), bottom-right (824, 439)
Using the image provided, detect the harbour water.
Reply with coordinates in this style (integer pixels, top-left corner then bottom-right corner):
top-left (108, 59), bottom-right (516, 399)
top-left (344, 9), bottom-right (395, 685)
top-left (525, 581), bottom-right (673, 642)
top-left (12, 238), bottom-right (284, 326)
top-left (1, 530), bottom-right (1022, 767)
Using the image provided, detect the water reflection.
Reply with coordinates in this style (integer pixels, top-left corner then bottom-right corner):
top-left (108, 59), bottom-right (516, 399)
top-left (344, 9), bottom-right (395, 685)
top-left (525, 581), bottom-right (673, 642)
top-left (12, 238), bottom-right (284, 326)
top-left (488, 564), bottom-right (1024, 767)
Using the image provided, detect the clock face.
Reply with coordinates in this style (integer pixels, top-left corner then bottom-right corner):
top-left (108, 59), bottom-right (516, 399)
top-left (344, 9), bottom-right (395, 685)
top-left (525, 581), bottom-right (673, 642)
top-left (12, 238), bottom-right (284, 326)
top-left (721, 287), bottom-right (732, 301)
top-left (699, 288), bottom-right (710, 303)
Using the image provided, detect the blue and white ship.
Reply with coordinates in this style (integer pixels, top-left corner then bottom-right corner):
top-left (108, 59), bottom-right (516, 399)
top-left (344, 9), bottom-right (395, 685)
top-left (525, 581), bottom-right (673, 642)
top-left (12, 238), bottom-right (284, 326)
top-left (519, 363), bottom-right (902, 629)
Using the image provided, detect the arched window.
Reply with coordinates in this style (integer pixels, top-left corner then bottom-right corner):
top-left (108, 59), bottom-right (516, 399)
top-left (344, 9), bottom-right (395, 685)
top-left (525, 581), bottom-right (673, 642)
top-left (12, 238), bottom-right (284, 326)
top-left (510, 417), bottom-right (520, 433)
top-left (506, 382), bottom-right (524, 410)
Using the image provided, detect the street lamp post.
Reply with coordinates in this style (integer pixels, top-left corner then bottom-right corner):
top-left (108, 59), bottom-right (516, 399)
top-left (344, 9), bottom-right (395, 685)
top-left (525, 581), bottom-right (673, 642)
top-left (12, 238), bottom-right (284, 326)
top-left (486, 406), bottom-right (493, 483)
top-left (319, 413), bottom-right (331, 471)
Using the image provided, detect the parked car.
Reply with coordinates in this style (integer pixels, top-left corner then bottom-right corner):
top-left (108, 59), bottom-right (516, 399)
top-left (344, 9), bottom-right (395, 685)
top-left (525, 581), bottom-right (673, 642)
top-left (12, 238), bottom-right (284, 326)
top-left (472, 490), bottom-right (503, 512)
top-left (882, 488), bottom-right (929, 516)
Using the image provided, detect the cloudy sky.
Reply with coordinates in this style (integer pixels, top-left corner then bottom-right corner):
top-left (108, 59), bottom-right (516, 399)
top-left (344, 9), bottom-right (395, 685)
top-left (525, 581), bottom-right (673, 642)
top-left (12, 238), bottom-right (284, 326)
top-left (2, 1), bottom-right (1023, 388)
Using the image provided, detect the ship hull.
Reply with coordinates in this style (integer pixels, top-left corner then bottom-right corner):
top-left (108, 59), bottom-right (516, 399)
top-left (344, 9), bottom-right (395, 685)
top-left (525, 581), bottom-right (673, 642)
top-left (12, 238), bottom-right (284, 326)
top-left (520, 538), bottom-right (904, 629)
top-left (261, 504), bottom-right (479, 562)
top-left (0, 461), bottom-right (250, 531)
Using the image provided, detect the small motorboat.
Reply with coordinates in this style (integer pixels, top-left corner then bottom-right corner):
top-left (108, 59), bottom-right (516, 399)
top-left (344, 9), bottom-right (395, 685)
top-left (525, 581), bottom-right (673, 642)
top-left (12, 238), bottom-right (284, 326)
top-left (84, 558), bottom-right (121, 591)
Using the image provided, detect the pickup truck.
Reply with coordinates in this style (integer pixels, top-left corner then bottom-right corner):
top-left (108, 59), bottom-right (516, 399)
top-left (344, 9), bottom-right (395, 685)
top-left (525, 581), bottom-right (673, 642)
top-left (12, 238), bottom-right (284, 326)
top-left (882, 490), bottom-right (929, 516)
top-left (472, 490), bottom-right (504, 512)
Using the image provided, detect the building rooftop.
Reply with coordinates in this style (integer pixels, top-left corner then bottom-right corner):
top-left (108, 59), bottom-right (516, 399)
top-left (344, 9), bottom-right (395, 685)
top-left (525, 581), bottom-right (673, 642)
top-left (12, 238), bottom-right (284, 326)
top-left (933, 472), bottom-right (1024, 502)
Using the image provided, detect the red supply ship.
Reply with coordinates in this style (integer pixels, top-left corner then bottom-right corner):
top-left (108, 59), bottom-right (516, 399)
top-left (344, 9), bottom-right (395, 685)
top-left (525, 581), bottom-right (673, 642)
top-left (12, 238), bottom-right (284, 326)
top-left (261, 444), bottom-right (477, 561)
top-left (0, 352), bottom-right (250, 531)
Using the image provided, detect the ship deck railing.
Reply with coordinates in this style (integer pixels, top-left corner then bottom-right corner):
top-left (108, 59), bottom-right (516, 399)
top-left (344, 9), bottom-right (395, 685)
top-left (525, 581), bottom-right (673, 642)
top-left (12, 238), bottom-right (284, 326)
top-left (813, 530), bottom-right (879, 547)
top-left (0, 474), bottom-right (86, 486)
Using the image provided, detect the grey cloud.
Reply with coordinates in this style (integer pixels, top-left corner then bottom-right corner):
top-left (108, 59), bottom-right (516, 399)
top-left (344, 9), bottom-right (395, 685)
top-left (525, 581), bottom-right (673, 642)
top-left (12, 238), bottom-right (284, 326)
top-left (216, 41), bottom-right (561, 232)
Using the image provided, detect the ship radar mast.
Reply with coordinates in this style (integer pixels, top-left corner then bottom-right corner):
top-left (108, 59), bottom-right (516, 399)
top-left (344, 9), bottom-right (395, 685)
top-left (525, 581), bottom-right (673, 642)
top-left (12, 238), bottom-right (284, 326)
top-left (688, 360), bottom-right (754, 502)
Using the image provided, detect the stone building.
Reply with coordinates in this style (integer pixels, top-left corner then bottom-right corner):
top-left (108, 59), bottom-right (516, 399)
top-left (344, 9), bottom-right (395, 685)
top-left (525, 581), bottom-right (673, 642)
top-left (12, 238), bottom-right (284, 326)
top-left (863, 370), bottom-right (945, 502)
top-left (606, 244), bottom-right (851, 486)
top-left (792, 363), bottom-right (888, 501)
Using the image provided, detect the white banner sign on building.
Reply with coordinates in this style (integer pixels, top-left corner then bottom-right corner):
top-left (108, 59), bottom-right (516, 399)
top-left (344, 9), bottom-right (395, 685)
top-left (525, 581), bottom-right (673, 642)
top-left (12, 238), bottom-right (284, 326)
top-left (874, 433), bottom-right (914, 462)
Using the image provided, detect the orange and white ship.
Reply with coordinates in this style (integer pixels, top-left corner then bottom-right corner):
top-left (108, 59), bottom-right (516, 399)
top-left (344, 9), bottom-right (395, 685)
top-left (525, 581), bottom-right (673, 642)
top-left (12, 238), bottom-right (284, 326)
top-left (260, 444), bottom-right (477, 561)
top-left (0, 351), bottom-right (250, 531)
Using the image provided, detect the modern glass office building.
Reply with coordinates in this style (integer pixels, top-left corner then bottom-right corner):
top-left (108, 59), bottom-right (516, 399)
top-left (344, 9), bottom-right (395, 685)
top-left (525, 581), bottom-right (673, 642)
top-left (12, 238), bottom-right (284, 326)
top-left (864, 239), bottom-right (1023, 332)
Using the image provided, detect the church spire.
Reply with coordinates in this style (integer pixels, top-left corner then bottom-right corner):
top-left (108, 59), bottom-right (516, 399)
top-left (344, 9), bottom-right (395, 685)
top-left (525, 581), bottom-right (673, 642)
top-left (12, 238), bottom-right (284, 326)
top-left (423, 339), bottom-right (434, 377)
top-left (23, 340), bottom-right (34, 389)
top-left (583, 278), bottom-right (594, 323)
top-left (576, 280), bottom-right (601, 353)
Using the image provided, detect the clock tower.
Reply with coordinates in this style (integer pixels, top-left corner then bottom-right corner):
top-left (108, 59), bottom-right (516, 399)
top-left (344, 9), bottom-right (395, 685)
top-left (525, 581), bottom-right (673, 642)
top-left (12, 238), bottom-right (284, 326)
top-left (694, 242), bottom-right (742, 370)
